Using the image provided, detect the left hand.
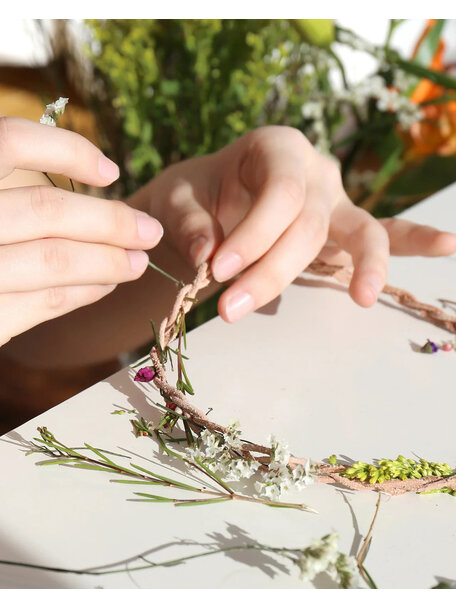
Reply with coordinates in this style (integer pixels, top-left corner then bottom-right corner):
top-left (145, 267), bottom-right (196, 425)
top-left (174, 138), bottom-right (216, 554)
top-left (142, 126), bottom-right (456, 322)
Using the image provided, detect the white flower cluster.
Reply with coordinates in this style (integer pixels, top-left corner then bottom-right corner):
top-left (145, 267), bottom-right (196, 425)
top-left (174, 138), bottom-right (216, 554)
top-left (335, 75), bottom-right (423, 128)
top-left (186, 424), bottom-right (314, 499)
top-left (254, 435), bottom-right (314, 500)
top-left (337, 29), bottom-right (386, 63)
top-left (186, 420), bottom-right (260, 482)
top-left (39, 97), bottom-right (69, 127)
top-left (296, 532), bottom-right (359, 588)
top-left (300, 97), bottom-right (332, 154)
top-left (392, 69), bottom-right (417, 93)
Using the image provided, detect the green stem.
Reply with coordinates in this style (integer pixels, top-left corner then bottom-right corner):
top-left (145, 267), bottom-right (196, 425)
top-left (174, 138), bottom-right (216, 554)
top-left (147, 261), bottom-right (185, 287)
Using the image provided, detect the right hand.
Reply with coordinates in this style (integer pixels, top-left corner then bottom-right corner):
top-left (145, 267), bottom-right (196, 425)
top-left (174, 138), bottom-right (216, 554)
top-left (0, 117), bottom-right (163, 347)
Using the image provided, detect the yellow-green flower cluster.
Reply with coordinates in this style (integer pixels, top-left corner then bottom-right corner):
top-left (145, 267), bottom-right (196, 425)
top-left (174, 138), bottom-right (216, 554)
top-left (339, 455), bottom-right (453, 484)
top-left (419, 487), bottom-right (456, 497)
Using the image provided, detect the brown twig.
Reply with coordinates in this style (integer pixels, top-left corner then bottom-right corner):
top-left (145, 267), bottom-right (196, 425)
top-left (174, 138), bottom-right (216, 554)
top-left (357, 493), bottom-right (382, 588)
top-left (307, 260), bottom-right (456, 333)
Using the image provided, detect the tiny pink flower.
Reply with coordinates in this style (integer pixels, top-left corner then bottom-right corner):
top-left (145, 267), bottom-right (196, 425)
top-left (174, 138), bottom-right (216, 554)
top-left (134, 366), bottom-right (156, 382)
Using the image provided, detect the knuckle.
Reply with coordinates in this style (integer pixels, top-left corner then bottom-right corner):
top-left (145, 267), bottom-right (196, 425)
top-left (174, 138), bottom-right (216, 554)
top-left (321, 156), bottom-right (343, 189)
top-left (41, 239), bottom-right (70, 274)
top-left (107, 245), bottom-right (130, 277)
top-left (304, 212), bottom-right (329, 243)
top-left (44, 286), bottom-right (68, 311)
top-left (263, 265), bottom-right (288, 298)
top-left (107, 200), bottom-right (133, 238)
top-left (30, 186), bottom-right (65, 223)
top-left (272, 175), bottom-right (305, 212)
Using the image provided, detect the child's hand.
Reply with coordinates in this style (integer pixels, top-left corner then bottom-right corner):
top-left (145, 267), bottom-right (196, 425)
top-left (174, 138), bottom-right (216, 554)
top-left (142, 125), bottom-right (456, 322)
top-left (0, 118), bottom-right (163, 346)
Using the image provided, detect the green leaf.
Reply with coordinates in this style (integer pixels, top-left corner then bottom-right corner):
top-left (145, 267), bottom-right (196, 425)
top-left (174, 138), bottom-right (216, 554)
top-left (194, 458), bottom-right (233, 494)
top-left (130, 463), bottom-right (200, 491)
top-left (167, 346), bottom-right (189, 360)
top-left (36, 458), bottom-right (76, 466)
top-left (420, 93), bottom-right (456, 106)
top-left (265, 502), bottom-right (316, 512)
top-left (111, 480), bottom-right (166, 485)
top-left (387, 155), bottom-right (456, 197)
top-left (134, 492), bottom-right (177, 502)
top-left (414, 20), bottom-right (446, 67)
top-left (182, 314), bottom-right (187, 350)
top-left (183, 420), bottom-right (195, 445)
top-left (180, 359), bottom-right (194, 395)
top-left (175, 498), bottom-right (231, 507)
top-left (33, 438), bottom-right (82, 458)
top-left (72, 463), bottom-right (113, 472)
top-left (395, 58), bottom-right (456, 90)
top-left (84, 443), bottom-right (116, 466)
top-left (132, 355), bottom-right (151, 368)
top-left (370, 143), bottom-right (404, 192)
top-left (149, 318), bottom-right (165, 362)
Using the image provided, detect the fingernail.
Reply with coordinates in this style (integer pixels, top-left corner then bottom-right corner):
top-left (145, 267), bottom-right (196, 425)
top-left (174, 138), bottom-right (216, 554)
top-left (212, 252), bottom-right (243, 282)
top-left (98, 155), bottom-right (120, 181)
top-left (365, 274), bottom-right (383, 298)
top-left (136, 211), bottom-right (163, 245)
top-left (189, 236), bottom-right (211, 266)
top-left (225, 291), bottom-right (254, 322)
top-left (127, 250), bottom-right (149, 274)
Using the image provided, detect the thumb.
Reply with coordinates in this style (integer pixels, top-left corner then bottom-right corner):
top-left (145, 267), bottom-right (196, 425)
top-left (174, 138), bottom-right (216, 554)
top-left (162, 194), bottom-right (225, 268)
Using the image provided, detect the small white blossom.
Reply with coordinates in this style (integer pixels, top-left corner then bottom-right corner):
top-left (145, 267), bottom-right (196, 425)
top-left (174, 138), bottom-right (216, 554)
top-left (39, 114), bottom-right (56, 127)
top-left (39, 97), bottom-right (69, 127)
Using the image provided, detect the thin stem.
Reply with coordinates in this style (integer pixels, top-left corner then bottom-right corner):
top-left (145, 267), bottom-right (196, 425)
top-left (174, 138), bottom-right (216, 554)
top-left (43, 172), bottom-right (57, 187)
top-left (155, 430), bottom-right (232, 494)
top-left (148, 260), bottom-right (185, 287)
top-left (357, 492), bottom-right (382, 588)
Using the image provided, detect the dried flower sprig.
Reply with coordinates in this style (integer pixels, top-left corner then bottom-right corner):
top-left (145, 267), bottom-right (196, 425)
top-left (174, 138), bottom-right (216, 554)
top-left (38, 97), bottom-right (74, 192)
top-left (28, 426), bottom-right (315, 512)
top-left (39, 97), bottom-right (69, 127)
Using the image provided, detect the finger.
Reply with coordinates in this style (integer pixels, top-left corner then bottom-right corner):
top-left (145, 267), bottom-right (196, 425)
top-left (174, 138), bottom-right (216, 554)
top-left (317, 241), bottom-right (353, 266)
top-left (161, 181), bottom-right (224, 267)
top-left (217, 208), bottom-right (329, 322)
top-left (0, 117), bottom-right (119, 186)
top-left (0, 186), bottom-right (163, 249)
top-left (329, 204), bottom-right (390, 307)
top-left (379, 217), bottom-right (456, 256)
top-left (0, 239), bottom-right (150, 293)
top-left (0, 284), bottom-right (117, 347)
top-left (211, 174), bottom-right (305, 282)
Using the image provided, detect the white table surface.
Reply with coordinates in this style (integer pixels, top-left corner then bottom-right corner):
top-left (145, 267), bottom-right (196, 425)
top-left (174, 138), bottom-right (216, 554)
top-left (2, 184), bottom-right (456, 589)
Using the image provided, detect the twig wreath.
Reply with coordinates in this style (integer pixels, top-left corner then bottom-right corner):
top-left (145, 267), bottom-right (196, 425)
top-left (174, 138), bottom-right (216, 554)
top-left (133, 260), bottom-right (456, 498)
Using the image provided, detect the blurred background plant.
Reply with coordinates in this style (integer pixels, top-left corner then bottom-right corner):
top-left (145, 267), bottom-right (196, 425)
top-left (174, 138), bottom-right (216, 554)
top-left (83, 19), bottom-right (456, 217)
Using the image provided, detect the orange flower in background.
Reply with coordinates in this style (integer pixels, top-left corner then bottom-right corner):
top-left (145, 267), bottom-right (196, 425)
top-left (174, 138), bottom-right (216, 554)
top-left (405, 19), bottom-right (456, 158)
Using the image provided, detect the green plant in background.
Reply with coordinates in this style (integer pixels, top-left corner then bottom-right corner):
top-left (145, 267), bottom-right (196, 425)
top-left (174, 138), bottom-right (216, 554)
top-left (87, 19), bottom-right (456, 211)
top-left (86, 19), bottom-right (338, 194)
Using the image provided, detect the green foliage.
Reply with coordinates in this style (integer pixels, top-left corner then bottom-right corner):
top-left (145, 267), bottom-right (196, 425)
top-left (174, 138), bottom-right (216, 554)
top-left (341, 455), bottom-right (453, 484)
top-left (420, 487), bottom-right (456, 497)
top-left (86, 19), bottom-right (332, 194)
